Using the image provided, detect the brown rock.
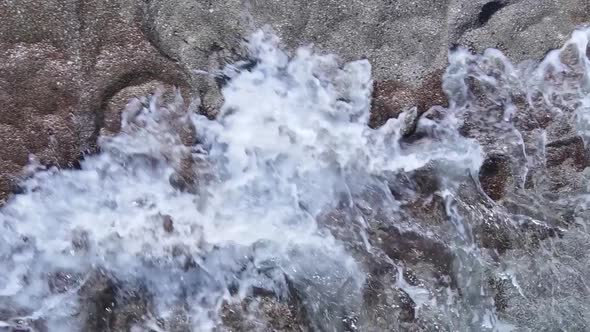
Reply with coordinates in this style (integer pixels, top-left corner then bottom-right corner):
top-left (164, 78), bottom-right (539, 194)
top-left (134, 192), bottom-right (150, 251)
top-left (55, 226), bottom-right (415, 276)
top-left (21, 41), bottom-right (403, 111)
top-left (478, 154), bottom-right (511, 201)
top-left (162, 214), bottom-right (174, 233)
top-left (372, 225), bottom-right (455, 287)
top-left (80, 272), bottom-right (154, 332)
top-left (80, 274), bottom-right (117, 332)
top-left (101, 81), bottom-right (171, 136)
top-left (477, 219), bottom-right (513, 254)
top-left (369, 69), bottom-right (448, 130)
top-left (545, 135), bottom-right (588, 171)
top-left (220, 291), bottom-right (308, 332)
top-left (370, 80), bottom-right (414, 128)
top-left (0, 1), bottom-right (193, 202)
top-left (559, 42), bottom-right (582, 67)
top-left (416, 68), bottom-right (448, 112)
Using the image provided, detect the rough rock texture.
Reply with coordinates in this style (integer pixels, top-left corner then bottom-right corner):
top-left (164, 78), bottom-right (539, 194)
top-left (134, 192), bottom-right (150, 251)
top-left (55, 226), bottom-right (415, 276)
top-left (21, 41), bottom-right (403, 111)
top-left (1, 0), bottom-right (588, 201)
top-left (0, 0), bottom-right (190, 201)
top-left (1, 1), bottom-right (590, 331)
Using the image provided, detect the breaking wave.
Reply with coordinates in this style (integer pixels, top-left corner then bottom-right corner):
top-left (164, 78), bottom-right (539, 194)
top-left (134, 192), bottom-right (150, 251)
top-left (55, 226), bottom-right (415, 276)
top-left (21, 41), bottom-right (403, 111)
top-left (1, 27), bottom-right (590, 331)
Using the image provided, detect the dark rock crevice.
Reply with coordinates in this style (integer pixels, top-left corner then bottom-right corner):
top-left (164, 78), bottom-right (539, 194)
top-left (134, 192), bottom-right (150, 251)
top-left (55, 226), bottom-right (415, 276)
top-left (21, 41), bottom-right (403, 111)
top-left (478, 1), bottom-right (506, 26)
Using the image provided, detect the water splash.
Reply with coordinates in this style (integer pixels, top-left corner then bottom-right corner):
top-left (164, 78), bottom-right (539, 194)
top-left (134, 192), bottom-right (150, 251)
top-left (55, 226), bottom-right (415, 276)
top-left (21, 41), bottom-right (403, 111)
top-left (1, 27), bottom-right (590, 331)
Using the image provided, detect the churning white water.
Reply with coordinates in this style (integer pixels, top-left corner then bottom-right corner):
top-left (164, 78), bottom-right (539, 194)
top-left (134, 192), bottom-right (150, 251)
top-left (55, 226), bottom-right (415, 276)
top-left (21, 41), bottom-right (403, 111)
top-left (1, 27), bottom-right (590, 331)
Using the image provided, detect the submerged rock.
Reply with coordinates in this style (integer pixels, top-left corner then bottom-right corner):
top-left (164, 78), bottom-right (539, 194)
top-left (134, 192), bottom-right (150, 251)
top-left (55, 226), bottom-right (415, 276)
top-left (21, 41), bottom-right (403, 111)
top-left (1, 2), bottom-right (590, 330)
top-left (219, 291), bottom-right (308, 332)
top-left (162, 214), bottom-right (174, 233)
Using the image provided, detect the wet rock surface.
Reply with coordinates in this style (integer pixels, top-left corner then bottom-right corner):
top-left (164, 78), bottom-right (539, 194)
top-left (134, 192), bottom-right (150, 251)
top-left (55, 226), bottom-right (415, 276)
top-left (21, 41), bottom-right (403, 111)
top-left (1, 1), bottom-right (590, 332)
top-left (0, 0), bottom-right (190, 201)
top-left (1, 0), bottom-right (588, 201)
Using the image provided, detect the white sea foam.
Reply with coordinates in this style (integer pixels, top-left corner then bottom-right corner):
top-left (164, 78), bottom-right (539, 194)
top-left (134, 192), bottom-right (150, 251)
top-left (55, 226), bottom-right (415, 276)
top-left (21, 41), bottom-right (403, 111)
top-left (2, 27), bottom-right (590, 331)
